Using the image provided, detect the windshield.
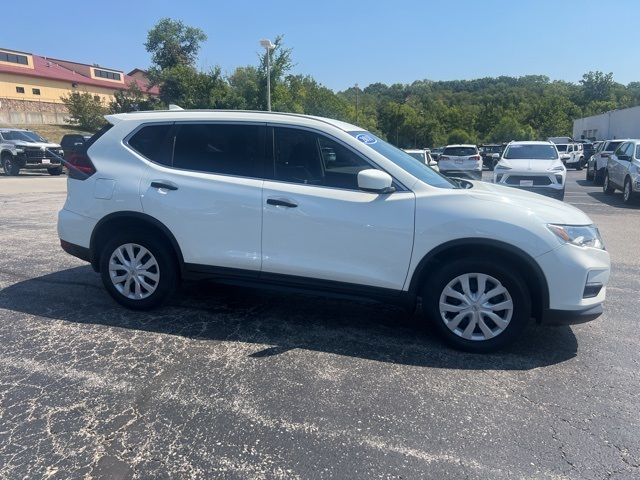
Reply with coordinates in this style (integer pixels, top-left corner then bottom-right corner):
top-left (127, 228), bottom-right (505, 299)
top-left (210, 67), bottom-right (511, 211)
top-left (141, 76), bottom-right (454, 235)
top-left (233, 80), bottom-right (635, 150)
top-left (1, 130), bottom-right (39, 142)
top-left (555, 144), bottom-right (568, 152)
top-left (23, 131), bottom-right (48, 142)
top-left (503, 144), bottom-right (558, 160)
top-left (604, 141), bottom-right (622, 152)
top-left (442, 146), bottom-right (477, 156)
top-left (349, 132), bottom-right (458, 189)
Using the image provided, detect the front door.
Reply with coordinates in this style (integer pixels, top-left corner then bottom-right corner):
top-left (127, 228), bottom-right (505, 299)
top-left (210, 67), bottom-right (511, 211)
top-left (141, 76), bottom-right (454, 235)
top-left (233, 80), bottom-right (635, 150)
top-left (136, 122), bottom-right (266, 272)
top-left (261, 126), bottom-right (415, 291)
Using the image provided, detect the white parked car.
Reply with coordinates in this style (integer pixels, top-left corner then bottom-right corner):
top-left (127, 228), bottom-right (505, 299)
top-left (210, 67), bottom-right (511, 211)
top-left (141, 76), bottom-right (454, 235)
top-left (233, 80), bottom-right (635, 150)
top-left (403, 148), bottom-right (439, 171)
top-left (58, 110), bottom-right (610, 352)
top-left (493, 141), bottom-right (566, 200)
top-left (437, 144), bottom-right (483, 180)
top-left (555, 143), bottom-right (582, 170)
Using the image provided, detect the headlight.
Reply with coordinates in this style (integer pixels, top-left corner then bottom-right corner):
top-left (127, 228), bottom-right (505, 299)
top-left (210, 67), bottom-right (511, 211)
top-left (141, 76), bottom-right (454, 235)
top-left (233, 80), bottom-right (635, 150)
top-left (16, 148), bottom-right (24, 153)
top-left (547, 224), bottom-right (605, 250)
top-left (549, 165), bottom-right (565, 172)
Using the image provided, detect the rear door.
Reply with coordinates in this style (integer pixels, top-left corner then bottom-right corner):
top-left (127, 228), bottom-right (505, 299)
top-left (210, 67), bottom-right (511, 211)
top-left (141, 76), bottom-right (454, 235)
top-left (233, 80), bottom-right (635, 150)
top-left (260, 126), bottom-right (415, 291)
top-left (611, 142), bottom-right (632, 186)
top-left (135, 122), bottom-right (266, 273)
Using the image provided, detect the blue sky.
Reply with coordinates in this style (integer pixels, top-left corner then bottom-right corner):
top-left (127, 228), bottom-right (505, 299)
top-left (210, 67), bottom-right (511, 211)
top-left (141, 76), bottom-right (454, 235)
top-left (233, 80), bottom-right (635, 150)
top-left (4, 0), bottom-right (638, 90)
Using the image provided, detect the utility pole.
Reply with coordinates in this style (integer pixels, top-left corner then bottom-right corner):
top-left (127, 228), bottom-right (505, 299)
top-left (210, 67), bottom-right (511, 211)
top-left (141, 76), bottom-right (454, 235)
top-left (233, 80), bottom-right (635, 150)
top-left (260, 39), bottom-right (275, 111)
top-left (355, 83), bottom-right (359, 123)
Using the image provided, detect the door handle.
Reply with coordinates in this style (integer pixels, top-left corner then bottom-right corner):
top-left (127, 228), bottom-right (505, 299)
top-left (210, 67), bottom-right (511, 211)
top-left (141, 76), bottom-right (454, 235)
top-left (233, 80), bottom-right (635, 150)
top-left (267, 198), bottom-right (298, 208)
top-left (151, 181), bottom-right (178, 191)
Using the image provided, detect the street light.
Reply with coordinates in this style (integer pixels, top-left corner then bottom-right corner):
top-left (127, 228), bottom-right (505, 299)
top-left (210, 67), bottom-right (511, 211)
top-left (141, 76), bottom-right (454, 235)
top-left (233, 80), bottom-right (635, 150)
top-left (260, 39), bottom-right (275, 111)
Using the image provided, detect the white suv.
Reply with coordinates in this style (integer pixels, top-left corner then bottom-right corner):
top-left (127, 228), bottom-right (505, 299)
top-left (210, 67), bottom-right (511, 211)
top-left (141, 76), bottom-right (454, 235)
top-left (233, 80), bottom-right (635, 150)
top-left (493, 141), bottom-right (566, 200)
top-left (437, 144), bottom-right (483, 180)
top-left (58, 110), bottom-right (610, 352)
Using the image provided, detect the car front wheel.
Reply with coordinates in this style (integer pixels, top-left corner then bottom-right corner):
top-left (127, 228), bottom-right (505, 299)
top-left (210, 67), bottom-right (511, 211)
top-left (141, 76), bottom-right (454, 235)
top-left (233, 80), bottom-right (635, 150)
top-left (48, 166), bottom-right (63, 175)
top-left (99, 233), bottom-right (178, 310)
top-left (2, 155), bottom-right (20, 176)
top-left (422, 258), bottom-right (530, 352)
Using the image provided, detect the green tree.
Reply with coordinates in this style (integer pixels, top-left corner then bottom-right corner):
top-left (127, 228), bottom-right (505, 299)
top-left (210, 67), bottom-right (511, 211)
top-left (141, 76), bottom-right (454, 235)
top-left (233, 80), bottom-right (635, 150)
top-left (109, 82), bottom-right (161, 113)
top-left (61, 92), bottom-right (107, 131)
top-left (447, 128), bottom-right (474, 144)
top-left (580, 71), bottom-right (615, 103)
top-left (145, 18), bottom-right (207, 70)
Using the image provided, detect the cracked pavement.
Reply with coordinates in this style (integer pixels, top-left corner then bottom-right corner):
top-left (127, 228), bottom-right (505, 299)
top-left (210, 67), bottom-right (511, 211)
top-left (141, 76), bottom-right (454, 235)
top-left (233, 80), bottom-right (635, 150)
top-left (0, 171), bottom-right (639, 479)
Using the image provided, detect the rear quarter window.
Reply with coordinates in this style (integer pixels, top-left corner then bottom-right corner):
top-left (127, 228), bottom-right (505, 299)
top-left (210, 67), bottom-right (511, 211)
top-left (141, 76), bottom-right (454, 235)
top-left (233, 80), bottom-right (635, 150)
top-left (127, 124), bottom-right (174, 165)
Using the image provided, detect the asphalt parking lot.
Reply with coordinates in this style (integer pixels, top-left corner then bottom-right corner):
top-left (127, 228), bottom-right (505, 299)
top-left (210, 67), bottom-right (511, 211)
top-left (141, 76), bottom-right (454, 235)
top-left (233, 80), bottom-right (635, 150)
top-left (0, 170), bottom-right (639, 479)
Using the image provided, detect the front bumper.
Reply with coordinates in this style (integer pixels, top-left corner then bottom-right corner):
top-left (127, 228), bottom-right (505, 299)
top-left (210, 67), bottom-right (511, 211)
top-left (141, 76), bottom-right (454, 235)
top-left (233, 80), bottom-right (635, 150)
top-left (540, 304), bottom-right (603, 325)
top-left (536, 242), bottom-right (610, 312)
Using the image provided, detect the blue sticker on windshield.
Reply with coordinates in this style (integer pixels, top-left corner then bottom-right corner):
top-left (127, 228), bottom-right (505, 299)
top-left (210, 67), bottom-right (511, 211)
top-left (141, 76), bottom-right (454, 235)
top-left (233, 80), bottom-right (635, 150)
top-left (356, 133), bottom-right (377, 145)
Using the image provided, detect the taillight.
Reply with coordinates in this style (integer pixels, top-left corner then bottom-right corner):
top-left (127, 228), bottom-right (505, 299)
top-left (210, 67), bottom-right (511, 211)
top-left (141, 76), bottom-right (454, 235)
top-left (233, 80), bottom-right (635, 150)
top-left (67, 151), bottom-right (96, 180)
top-left (471, 155), bottom-right (481, 161)
top-left (439, 156), bottom-right (450, 161)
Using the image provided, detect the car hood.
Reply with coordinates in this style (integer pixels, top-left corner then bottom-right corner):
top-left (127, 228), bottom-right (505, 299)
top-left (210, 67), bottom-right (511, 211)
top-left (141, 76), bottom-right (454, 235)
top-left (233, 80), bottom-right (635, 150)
top-left (466, 181), bottom-right (592, 225)
top-left (498, 158), bottom-right (562, 171)
top-left (8, 140), bottom-right (62, 149)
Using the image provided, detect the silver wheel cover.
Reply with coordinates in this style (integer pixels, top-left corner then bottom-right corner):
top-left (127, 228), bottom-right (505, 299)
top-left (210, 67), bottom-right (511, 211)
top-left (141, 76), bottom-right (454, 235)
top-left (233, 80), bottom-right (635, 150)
top-left (108, 243), bottom-right (160, 300)
top-left (439, 273), bottom-right (513, 341)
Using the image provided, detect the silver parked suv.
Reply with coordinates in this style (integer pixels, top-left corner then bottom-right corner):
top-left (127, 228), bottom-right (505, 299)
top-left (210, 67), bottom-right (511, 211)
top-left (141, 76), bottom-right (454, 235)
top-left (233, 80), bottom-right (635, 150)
top-left (0, 128), bottom-right (64, 176)
top-left (603, 139), bottom-right (640, 204)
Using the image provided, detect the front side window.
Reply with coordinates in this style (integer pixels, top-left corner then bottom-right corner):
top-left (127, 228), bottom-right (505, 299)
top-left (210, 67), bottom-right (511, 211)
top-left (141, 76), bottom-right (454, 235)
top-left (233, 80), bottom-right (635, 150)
top-left (173, 123), bottom-right (264, 177)
top-left (503, 144), bottom-right (558, 160)
top-left (273, 127), bottom-right (370, 189)
top-left (604, 141), bottom-right (622, 152)
top-left (349, 131), bottom-right (457, 189)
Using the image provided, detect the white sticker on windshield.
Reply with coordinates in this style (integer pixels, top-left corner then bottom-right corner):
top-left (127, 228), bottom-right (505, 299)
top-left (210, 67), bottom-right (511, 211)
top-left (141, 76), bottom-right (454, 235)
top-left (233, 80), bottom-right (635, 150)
top-left (356, 133), bottom-right (377, 145)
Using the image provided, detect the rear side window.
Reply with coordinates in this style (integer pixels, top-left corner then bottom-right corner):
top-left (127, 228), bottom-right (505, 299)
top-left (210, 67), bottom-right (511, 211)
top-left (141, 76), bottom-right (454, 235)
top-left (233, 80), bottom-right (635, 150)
top-left (443, 146), bottom-right (477, 156)
top-left (604, 141), bottom-right (622, 152)
top-left (172, 123), bottom-right (265, 177)
top-left (128, 124), bottom-right (174, 166)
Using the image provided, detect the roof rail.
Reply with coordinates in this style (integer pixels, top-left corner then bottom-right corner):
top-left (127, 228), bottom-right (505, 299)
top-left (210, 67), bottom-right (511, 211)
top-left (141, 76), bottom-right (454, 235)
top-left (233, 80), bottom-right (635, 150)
top-left (168, 104), bottom-right (184, 111)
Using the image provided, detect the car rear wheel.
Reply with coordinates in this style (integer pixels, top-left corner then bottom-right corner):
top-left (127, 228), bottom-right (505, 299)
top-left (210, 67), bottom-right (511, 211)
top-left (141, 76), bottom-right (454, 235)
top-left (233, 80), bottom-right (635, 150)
top-left (421, 258), bottom-right (530, 352)
top-left (99, 233), bottom-right (178, 310)
top-left (603, 172), bottom-right (615, 194)
top-left (594, 168), bottom-right (605, 185)
top-left (623, 178), bottom-right (635, 204)
top-left (2, 155), bottom-right (20, 176)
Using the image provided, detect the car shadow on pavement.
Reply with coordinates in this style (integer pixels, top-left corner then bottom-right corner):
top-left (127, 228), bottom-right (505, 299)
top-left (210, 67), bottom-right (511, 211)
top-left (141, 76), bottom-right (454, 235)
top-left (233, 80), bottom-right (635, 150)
top-left (0, 266), bottom-right (578, 370)
top-left (586, 191), bottom-right (637, 208)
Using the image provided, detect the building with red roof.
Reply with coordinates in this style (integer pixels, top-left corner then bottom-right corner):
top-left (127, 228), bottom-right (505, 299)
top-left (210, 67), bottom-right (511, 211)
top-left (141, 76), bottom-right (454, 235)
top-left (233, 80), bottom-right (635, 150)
top-left (0, 46), bottom-right (158, 125)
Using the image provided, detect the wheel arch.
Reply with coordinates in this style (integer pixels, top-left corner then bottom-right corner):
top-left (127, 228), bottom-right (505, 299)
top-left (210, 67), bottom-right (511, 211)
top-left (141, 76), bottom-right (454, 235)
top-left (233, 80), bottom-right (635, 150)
top-left (408, 238), bottom-right (549, 321)
top-left (89, 211), bottom-right (184, 273)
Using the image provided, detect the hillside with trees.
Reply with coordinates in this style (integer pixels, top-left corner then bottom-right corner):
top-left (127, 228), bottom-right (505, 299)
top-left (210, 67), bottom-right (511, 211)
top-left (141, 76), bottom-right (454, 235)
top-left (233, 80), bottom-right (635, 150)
top-left (65, 19), bottom-right (640, 147)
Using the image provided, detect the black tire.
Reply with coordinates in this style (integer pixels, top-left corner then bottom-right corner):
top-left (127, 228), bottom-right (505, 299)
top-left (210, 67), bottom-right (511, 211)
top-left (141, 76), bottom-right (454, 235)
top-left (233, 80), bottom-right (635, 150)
top-left (421, 258), bottom-right (531, 353)
top-left (2, 154), bottom-right (20, 176)
top-left (556, 188), bottom-right (565, 201)
top-left (603, 171), bottom-right (615, 195)
top-left (586, 165), bottom-right (594, 181)
top-left (594, 168), bottom-right (604, 185)
top-left (48, 166), bottom-right (63, 175)
top-left (99, 231), bottom-right (178, 310)
top-left (623, 177), bottom-right (636, 204)
top-left (576, 159), bottom-right (583, 171)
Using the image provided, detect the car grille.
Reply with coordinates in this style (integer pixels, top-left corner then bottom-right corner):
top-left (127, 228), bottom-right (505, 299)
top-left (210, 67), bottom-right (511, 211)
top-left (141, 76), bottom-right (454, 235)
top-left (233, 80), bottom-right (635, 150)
top-left (22, 147), bottom-right (59, 160)
top-left (505, 175), bottom-right (551, 186)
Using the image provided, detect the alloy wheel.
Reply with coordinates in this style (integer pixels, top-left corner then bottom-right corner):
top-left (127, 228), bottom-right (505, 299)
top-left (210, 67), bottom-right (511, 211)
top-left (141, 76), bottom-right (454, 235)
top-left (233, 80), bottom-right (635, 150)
top-left (108, 243), bottom-right (160, 300)
top-left (438, 273), bottom-right (513, 341)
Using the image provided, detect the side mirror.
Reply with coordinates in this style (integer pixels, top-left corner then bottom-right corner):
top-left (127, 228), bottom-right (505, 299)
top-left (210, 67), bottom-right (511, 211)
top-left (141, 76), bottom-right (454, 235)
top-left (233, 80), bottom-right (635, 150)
top-left (491, 153), bottom-right (500, 159)
top-left (357, 169), bottom-right (395, 194)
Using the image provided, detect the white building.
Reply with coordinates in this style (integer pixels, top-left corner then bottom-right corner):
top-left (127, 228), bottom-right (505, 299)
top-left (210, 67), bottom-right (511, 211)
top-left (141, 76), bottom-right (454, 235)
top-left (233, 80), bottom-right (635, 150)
top-left (573, 105), bottom-right (640, 141)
